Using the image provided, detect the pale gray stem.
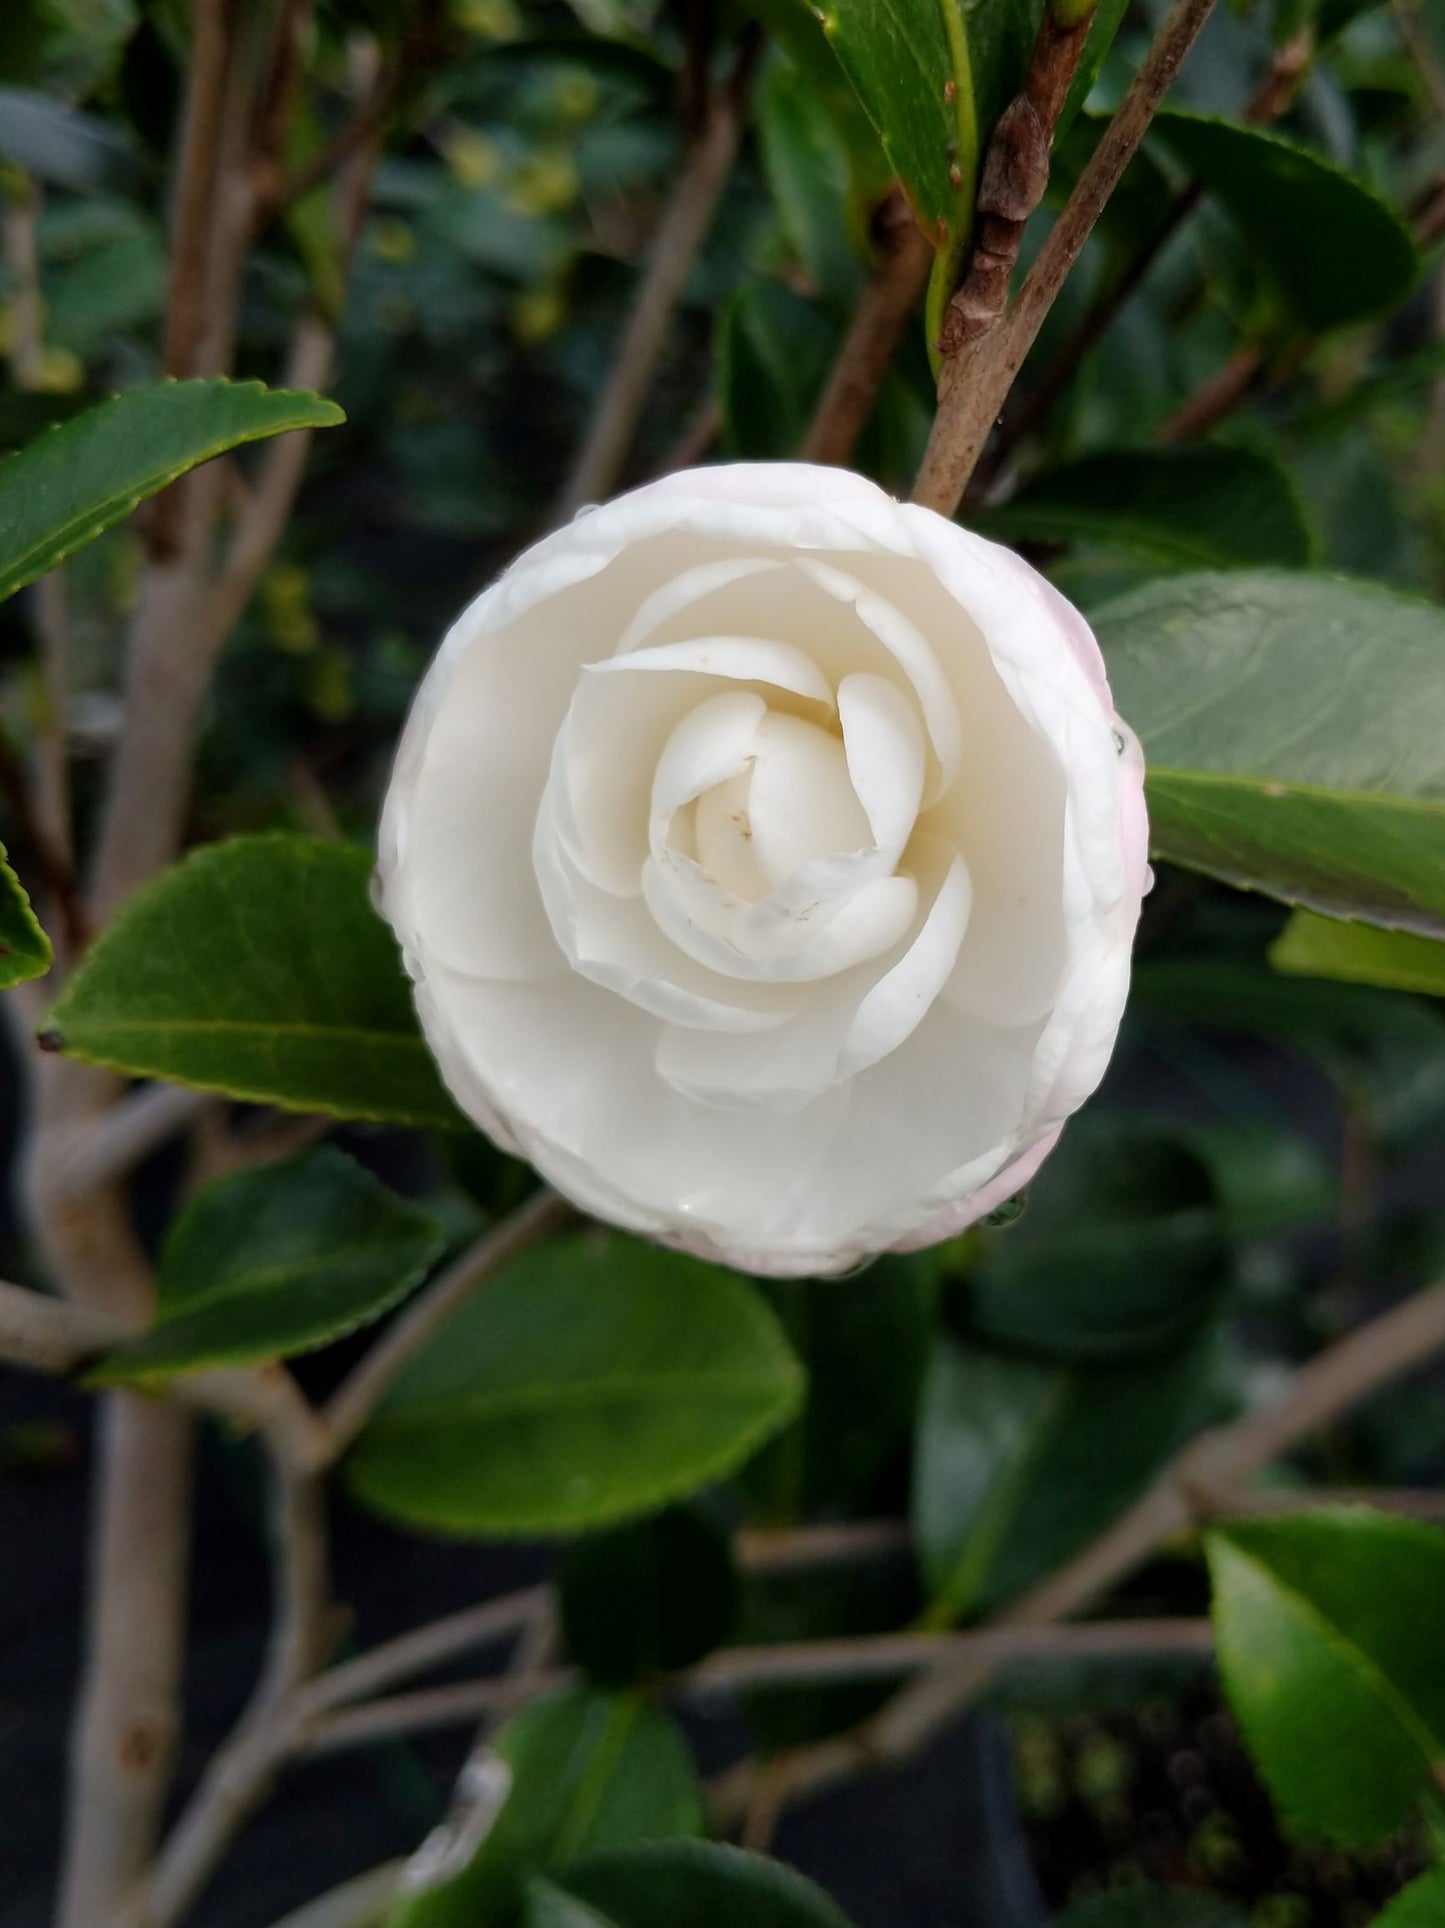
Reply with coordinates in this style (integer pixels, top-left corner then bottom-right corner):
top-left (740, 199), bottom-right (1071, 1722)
top-left (40, 1085), bottom-right (212, 1202)
top-left (298, 1585), bottom-right (551, 1719)
top-left (717, 1277), bottom-right (1445, 1827)
top-left (321, 1190), bottom-right (572, 1460)
top-left (0, 1277), bottom-right (128, 1374)
top-left (59, 1398), bottom-right (196, 1928)
top-left (259, 1864), bottom-right (406, 1928)
top-left (299, 1619), bottom-right (1214, 1758)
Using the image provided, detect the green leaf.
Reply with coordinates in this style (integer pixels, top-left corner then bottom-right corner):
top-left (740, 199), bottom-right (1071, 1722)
top-left (1094, 572), bottom-right (1445, 938)
top-left (1149, 112), bottom-right (1419, 334)
top-left (915, 1329), bottom-right (1222, 1623)
top-left (758, 59), bottom-right (865, 308)
top-left (1372, 1871), bottom-right (1445, 1926)
top-left (973, 446), bottom-right (1315, 570)
top-left (959, 1115), bottom-right (1228, 1364)
top-left (559, 1503), bottom-right (738, 1687)
top-left (44, 834), bottom-right (460, 1129)
top-left (1206, 1508), bottom-right (1445, 1846)
top-left (1134, 955), bottom-right (1445, 1155)
top-left (1052, 1891), bottom-right (1247, 1928)
top-left (527, 1842), bottom-right (857, 1928)
top-left (1271, 912), bottom-right (1445, 998)
top-left (390, 1687), bottom-right (701, 1928)
top-left (1054, 0), bottom-right (1129, 144)
top-left (718, 282), bottom-right (837, 460)
top-left (790, 0), bottom-right (1043, 273)
top-left (87, 1149), bottom-right (445, 1386)
top-left (347, 1237), bottom-right (804, 1536)
top-left (0, 842), bottom-right (52, 989)
top-left (0, 379), bottom-right (344, 607)
top-left (744, 1255), bottom-right (937, 1518)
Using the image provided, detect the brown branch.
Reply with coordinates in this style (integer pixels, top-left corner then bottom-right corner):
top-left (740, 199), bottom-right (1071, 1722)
top-left (1158, 339), bottom-right (1269, 440)
top-left (269, 64), bottom-right (402, 211)
top-left (970, 22), bottom-right (1313, 490)
top-left (712, 1277), bottom-right (1445, 1828)
top-left (936, 5), bottom-right (1095, 359)
top-left (553, 29), bottom-right (762, 521)
top-left (913, 0), bottom-right (1221, 516)
top-left (319, 1189), bottom-right (572, 1461)
top-left (161, 0), bottom-right (232, 380)
top-left (799, 195), bottom-right (934, 466)
top-left (737, 1518), bottom-right (912, 1571)
top-left (0, 725), bottom-right (91, 956)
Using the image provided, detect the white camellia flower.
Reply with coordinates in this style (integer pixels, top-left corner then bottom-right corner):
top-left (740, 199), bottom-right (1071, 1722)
top-left (378, 465), bottom-right (1149, 1277)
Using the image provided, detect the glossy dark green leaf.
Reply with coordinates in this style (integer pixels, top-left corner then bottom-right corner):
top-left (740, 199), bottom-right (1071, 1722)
top-left (1372, 1871), bottom-right (1445, 1925)
top-left (0, 390), bottom-right (82, 451)
top-left (390, 1687), bottom-right (701, 1928)
top-left (775, 0), bottom-right (1043, 276)
top-left (1055, 0), bottom-right (1129, 144)
top-left (1095, 572), bottom-right (1445, 937)
top-left (1134, 955), bottom-right (1445, 1156)
top-left (1150, 112), bottom-right (1418, 333)
top-left (347, 1238), bottom-right (804, 1536)
top-left (758, 60), bottom-right (864, 308)
top-left (1052, 1891), bottom-right (1246, 1928)
top-left (559, 1504), bottom-right (738, 1687)
top-left (718, 282), bottom-right (836, 460)
top-left (960, 1115), bottom-right (1228, 1364)
top-left (1271, 912), bottom-right (1445, 998)
top-left (88, 1149), bottom-right (445, 1385)
top-left (973, 446), bottom-right (1315, 570)
top-left (528, 1842), bottom-right (857, 1928)
top-left (45, 834), bottom-right (460, 1129)
top-left (915, 1329), bottom-right (1223, 1622)
top-left (745, 1255), bottom-right (937, 1518)
top-left (1207, 1508), bottom-right (1445, 1845)
top-left (0, 379), bottom-right (344, 606)
top-left (0, 843), bottom-right (52, 990)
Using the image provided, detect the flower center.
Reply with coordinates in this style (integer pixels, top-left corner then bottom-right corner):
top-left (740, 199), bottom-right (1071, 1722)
top-left (688, 713), bottom-right (873, 905)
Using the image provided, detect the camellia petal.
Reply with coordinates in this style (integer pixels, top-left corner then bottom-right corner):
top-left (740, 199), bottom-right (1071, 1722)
top-left (377, 464), bottom-right (1149, 1276)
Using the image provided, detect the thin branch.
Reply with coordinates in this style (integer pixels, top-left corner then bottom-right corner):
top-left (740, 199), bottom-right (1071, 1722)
top-left (270, 65), bottom-right (402, 210)
top-left (553, 29), bottom-right (762, 521)
top-left (913, 0), bottom-right (1222, 516)
top-left (935, 3), bottom-right (1096, 359)
top-left (137, 1459), bottom-right (331, 1928)
top-left (260, 1864), bottom-right (405, 1928)
top-left (1157, 339), bottom-right (1268, 441)
top-left (0, 725), bottom-right (90, 956)
top-left (799, 194), bottom-right (934, 466)
top-left (161, 0), bottom-right (231, 380)
top-left (299, 1619), bottom-right (1214, 1758)
top-left (0, 1277), bottom-right (128, 1374)
top-left (41, 1084), bottom-right (212, 1201)
top-left (714, 1276), bottom-right (1445, 1827)
top-left (297, 1585), bottom-right (551, 1719)
top-left (736, 1518), bottom-right (912, 1571)
top-left (320, 1189), bottom-right (572, 1461)
top-left (301, 1672), bottom-right (566, 1758)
